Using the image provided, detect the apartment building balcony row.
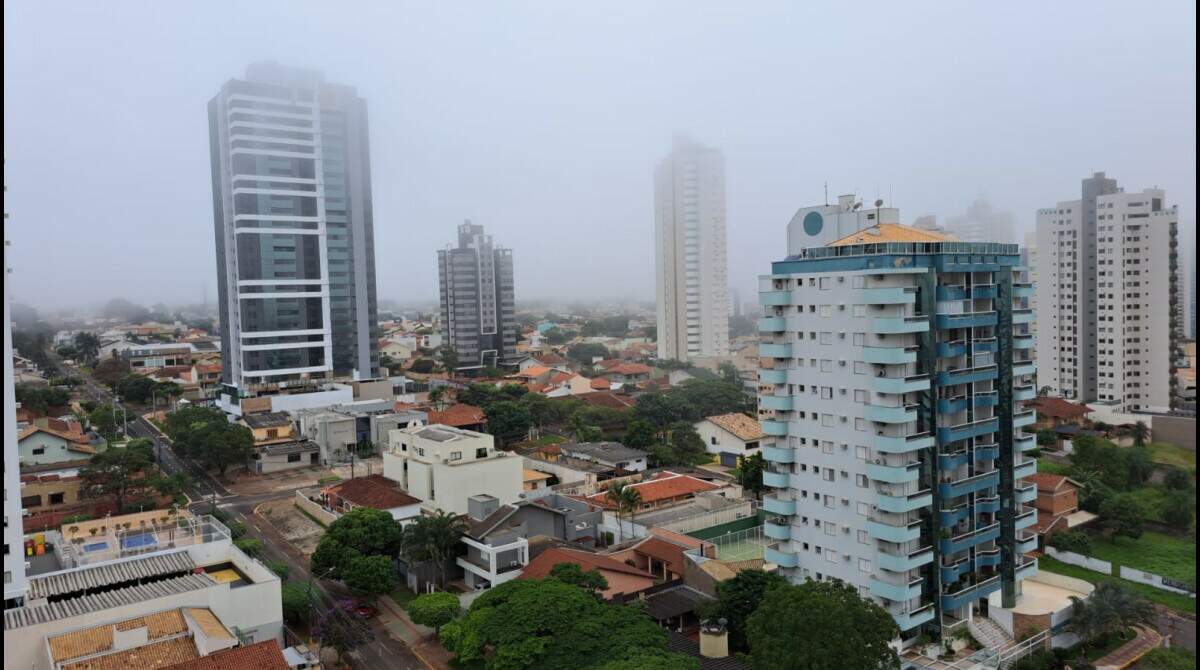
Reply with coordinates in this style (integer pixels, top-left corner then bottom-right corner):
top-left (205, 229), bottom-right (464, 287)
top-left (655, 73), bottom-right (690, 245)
top-left (936, 364), bottom-right (998, 387)
top-left (872, 373), bottom-right (930, 395)
top-left (939, 521), bottom-right (1000, 555)
top-left (872, 316), bottom-right (930, 334)
top-left (863, 345), bottom-right (918, 365)
top-left (938, 469), bottom-right (1000, 499)
top-left (938, 495), bottom-right (1000, 526)
top-left (937, 417), bottom-right (999, 444)
top-left (937, 391), bottom-right (998, 413)
top-left (878, 544), bottom-right (934, 573)
top-left (936, 284), bottom-right (998, 301)
top-left (764, 541), bottom-right (799, 568)
top-left (935, 312), bottom-right (998, 330)
top-left (937, 443), bottom-right (999, 470)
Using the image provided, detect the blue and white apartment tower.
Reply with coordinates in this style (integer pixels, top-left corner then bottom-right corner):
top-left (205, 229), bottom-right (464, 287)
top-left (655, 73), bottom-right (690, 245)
top-left (758, 195), bottom-right (1039, 640)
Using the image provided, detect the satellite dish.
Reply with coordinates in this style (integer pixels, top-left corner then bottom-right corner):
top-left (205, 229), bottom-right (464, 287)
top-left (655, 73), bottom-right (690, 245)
top-left (874, 199), bottom-right (884, 207)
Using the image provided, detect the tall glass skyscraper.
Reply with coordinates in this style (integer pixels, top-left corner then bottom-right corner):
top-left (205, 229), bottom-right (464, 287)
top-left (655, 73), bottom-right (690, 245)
top-left (437, 221), bottom-right (517, 370)
top-left (209, 62), bottom-right (379, 396)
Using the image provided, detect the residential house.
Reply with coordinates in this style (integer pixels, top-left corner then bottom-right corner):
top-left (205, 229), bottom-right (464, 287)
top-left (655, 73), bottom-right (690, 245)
top-left (523, 469), bottom-right (552, 491)
top-left (559, 442), bottom-right (648, 473)
top-left (253, 442), bottom-right (321, 473)
top-left (1028, 473), bottom-right (1095, 540)
top-left (240, 413), bottom-right (296, 448)
top-left (123, 343), bottom-right (194, 370)
top-left (607, 527), bottom-right (716, 581)
top-left (523, 447), bottom-right (613, 488)
top-left (424, 404), bottom-right (487, 432)
top-left (518, 547), bottom-right (656, 601)
top-left (1029, 397), bottom-right (1093, 431)
top-left (598, 362), bottom-right (653, 385)
top-left (383, 425), bottom-right (523, 515)
top-left (17, 426), bottom-right (98, 468)
top-left (321, 474), bottom-right (422, 523)
top-left (507, 365), bottom-right (554, 387)
top-left (577, 471), bottom-right (723, 513)
top-left (695, 413), bottom-right (769, 467)
top-left (577, 391), bottom-right (637, 411)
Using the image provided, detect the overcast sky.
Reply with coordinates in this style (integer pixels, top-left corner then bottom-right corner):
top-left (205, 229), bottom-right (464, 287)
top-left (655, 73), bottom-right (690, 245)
top-left (4, 1), bottom-right (1196, 313)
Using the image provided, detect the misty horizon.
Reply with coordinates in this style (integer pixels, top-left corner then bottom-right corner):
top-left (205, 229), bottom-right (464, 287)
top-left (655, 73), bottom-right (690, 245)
top-left (5, 1), bottom-right (1196, 313)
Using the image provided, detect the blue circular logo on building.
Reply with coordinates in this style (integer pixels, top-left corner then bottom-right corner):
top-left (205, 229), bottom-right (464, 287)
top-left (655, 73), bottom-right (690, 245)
top-left (803, 211), bottom-right (824, 236)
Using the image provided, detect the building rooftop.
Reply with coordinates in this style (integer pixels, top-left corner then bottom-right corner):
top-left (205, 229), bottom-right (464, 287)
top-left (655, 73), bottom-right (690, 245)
top-left (424, 404), bottom-right (486, 428)
top-left (1027, 472), bottom-right (1080, 493)
top-left (559, 441), bottom-right (648, 463)
top-left (519, 547), bottom-right (655, 582)
top-left (323, 474), bottom-right (422, 510)
top-left (702, 413), bottom-right (765, 442)
top-left (27, 550), bottom-right (196, 600)
top-left (827, 223), bottom-right (957, 247)
top-left (1028, 397), bottom-right (1093, 421)
top-left (163, 641), bottom-right (288, 670)
top-left (5, 573), bottom-right (216, 629)
top-left (579, 472), bottom-right (722, 509)
top-left (240, 412), bottom-right (293, 429)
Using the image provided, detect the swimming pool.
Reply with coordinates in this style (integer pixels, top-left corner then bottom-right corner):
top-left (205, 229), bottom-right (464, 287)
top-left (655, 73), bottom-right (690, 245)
top-left (83, 541), bottom-right (108, 553)
top-left (120, 534), bottom-right (157, 550)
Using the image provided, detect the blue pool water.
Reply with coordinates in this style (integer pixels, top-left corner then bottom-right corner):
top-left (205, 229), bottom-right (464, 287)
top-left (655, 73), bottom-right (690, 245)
top-left (83, 541), bottom-right (108, 553)
top-left (120, 534), bottom-right (157, 550)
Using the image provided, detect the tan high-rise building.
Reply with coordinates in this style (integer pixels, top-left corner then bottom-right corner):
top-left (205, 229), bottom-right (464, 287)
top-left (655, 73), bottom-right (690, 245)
top-left (654, 136), bottom-right (729, 361)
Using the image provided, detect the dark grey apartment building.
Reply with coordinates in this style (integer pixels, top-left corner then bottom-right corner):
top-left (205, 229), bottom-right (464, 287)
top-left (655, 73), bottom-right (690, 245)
top-left (437, 221), bottom-right (517, 370)
top-left (209, 61), bottom-right (379, 396)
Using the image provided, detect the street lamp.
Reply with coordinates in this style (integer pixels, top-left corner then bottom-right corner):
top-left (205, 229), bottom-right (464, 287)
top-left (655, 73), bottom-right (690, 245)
top-left (308, 565), bottom-right (337, 640)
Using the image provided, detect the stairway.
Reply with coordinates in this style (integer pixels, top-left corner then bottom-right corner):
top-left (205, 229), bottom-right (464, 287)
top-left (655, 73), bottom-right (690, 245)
top-left (968, 616), bottom-right (1016, 652)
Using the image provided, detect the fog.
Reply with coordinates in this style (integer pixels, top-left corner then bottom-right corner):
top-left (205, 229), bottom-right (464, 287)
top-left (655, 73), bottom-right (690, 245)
top-left (4, 1), bottom-right (1196, 313)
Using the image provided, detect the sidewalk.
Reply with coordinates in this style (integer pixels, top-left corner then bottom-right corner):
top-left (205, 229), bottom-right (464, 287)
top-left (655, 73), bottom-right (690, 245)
top-left (1093, 625), bottom-right (1164, 670)
top-left (377, 595), bottom-right (456, 670)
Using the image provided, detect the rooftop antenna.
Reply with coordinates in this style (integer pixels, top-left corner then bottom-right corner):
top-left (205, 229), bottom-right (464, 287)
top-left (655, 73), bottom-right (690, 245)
top-left (824, 181), bottom-right (828, 206)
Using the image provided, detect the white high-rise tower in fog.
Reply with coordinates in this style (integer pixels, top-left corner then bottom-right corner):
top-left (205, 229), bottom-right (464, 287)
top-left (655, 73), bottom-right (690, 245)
top-left (654, 136), bottom-right (729, 361)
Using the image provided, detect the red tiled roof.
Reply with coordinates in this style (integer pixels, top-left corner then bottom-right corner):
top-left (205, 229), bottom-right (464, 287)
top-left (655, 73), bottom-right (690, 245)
top-left (1027, 473), bottom-right (1079, 493)
top-left (609, 363), bottom-right (652, 376)
top-left (580, 471), bottom-right (721, 509)
top-left (427, 404), bottom-right (486, 427)
top-left (162, 641), bottom-right (289, 670)
top-left (520, 547), bottom-right (655, 581)
top-left (512, 365), bottom-right (552, 379)
top-left (633, 536), bottom-right (690, 576)
top-left (591, 377), bottom-right (612, 390)
top-left (323, 474), bottom-right (421, 510)
top-left (18, 425), bottom-right (95, 453)
top-left (578, 391), bottom-right (636, 410)
top-left (1033, 510), bottom-right (1068, 535)
top-left (536, 353), bottom-right (566, 366)
top-left (1029, 397), bottom-right (1092, 421)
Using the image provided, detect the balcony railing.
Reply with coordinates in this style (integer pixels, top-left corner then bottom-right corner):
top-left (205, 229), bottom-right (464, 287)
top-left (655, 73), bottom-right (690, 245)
top-left (758, 316), bottom-right (787, 332)
top-left (764, 542), bottom-right (799, 568)
top-left (937, 365), bottom-right (998, 387)
top-left (1013, 384), bottom-right (1036, 401)
top-left (764, 517), bottom-right (791, 540)
top-left (1012, 309), bottom-right (1035, 324)
top-left (760, 342), bottom-right (793, 358)
top-left (878, 545), bottom-right (934, 572)
top-left (937, 340), bottom-right (968, 358)
top-left (760, 395), bottom-right (794, 411)
top-left (866, 518), bottom-right (923, 543)
top-left (866, 460), bottom-right (921, 484)
top-left (875, 431), bottom-right (935, 454)
top-left (939, 522), bottom-right (1000, 555)
top-left (1013, 409), bottom-right (1037, 428)
top-left (876, 488), bottom-right (933, 514)
top-left (863, 345), bottom-right (919, 365)
top-left (935, 312), bottom-right (998, 330)
top-left (760, 289), bottom-right (794, 306)
top-left (862, 287), bottom-right (918, 304)
top-left (1013, 334), bottom-right (1035, 349)
top-left (759, 368), bottom-right (787, 384)
top-left (763, 493), bottom-right (797, 516)
top-left (762, 445), bottom-right (794, 464)
top-left (869, 576), bottom-right (923, 602)
top-left (865, 403), bottom-right (919, 424)
top-left (941, 574), bottom-right (1001, 611)
top-left (762, 468), bottom-right (789, 488)
top-left (973, 337), bottom-right (999, 354)
top-left (937, 417), bottom-right (999, 444)
top-left (872, 316), bottom-right (930, 334)
top-left (872, 373), bottom-right (931, 395)
top-left (1013, 361), bottom-right (1036, 377)
top-left (891, 603), bottom-right (936, 631)
top-left (939, 470), bottom-right (1000, 499)
top-left (762, 420), bottom-right (788, 437)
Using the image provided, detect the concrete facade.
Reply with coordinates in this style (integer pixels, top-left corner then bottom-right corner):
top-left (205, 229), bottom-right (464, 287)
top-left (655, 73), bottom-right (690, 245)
top-left (437, 221), bottom-right (518, 370)
top-left (383, 425), bottom-right (522, 515)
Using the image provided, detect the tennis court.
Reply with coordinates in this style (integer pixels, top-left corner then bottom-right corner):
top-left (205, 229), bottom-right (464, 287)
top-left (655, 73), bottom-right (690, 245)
top-left (711, 525), bottom-right (766, 561)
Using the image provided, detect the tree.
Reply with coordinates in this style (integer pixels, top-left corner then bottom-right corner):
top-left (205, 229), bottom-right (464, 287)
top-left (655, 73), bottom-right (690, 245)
top-left (164, 406), bottom-right (253, 477)
top-left (406, 592), bottom-right (461, 633)
top-left (428, 386), bottom-right (449, 410)
top-left (14, 385), bottom-right (71, 414)
top-left (73, 332), bottom-right (101, 364)
top-left (733, 451), bottom-right (768, 498)
top-left (315, 600), bottom-right (374, 665)
top-left (548, 562), bottom-right (609, 596)
top-left (624, 420), bottom-right (658, 449)
top-left (354, 438), bottom-right (376, 458)
top-left (79, 441), bottom-right (158, 513)
top-left (1098, 493), bottom-right (1147, 540)
top-left (718, 361), bottom-right (740, 385)
top-left (1035, 428), bottom-right (1057, 446)
top-left (1066, 582), bottom-right (1155, 650)
top-left (1047, 530), bottom-right (1093, 556)
top-left (746, 580), bottom-right (899, 670)
top-left (398, 510), bottom-right (467, 589)
top-left (566, 412), bottom-right (603, 443)
top-left (116, 374), bottom-right (159, 403)
top-left (567, 342), bottom-right (610, 365)
top-left (484, 400), bottom-right (532, 447)
top-left (544, 327), bottom-right (571, 345)
top-left (342, 554), bottom-right (396, 599)
top-left (1161, 491), bottom-right (1195, 529)
top-left (438, 578), bottom-right (695, 670)
top-left (605, 482), bottom-right (642, 543)
top-left (439, 346), bottom-right (459, 373)
top-left (700, 568), bottom-right (789, 652)
top-left (409, 358), bottom-right (436, 374)
top-left (311, 507), bottom-right (405, 580)
top-left (657, 421), bottom-right (708, 467)
top-left (234, 538), bottom-right (263, 557)
top-left (1163, 467), bottom-right (1194, 492)
top-left (92, 356), bottom-right (130, 388)
top-left (88, 404), bottom-right (120, 441)
top-left (1130, 421), bottom-right (1150, 447)
top-left (280, 582), bottom-right (316, 624)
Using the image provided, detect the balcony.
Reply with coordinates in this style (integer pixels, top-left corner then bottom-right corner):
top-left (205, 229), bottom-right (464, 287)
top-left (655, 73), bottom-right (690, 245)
top-left (870, 576), bottom-right (924, 602)
top-left (935, 312), bottom-right (998, 330)
top-left (1014, 458), bottom-right (1037, 480)
top-left (759, 368), bottom-right (787, 384)
top-left (764, 517), bottom-right (791, 541)
top-left (866, 460), bottom-right (921, 484)
top-left (760, 395), bottom-right (794, 411)
top-left (1013, 335), bottom-right (1034, 350)
top-left (872, 374), bottom-right (931, 395)
top-left (939, 504), bottom-right (969, 526)
top-left (941, 575), bottom-right (1001, 611)
top-left (1013, 283), bottom-right (1034, 298)
top-left (865, 403), bottom-right (919, 424)
top-left (1013, 361), bottom-right (1036, 378)
top-left (762, 469), bottom-right (790, 488)
top-left (975, 443), bottom-right (1000, 461)
top-left (937, 365), bottom-right (998, 387)
top-left (1016, 558), bottom-right (1039, 581)
top-left (758, 316), bottom-right (787, 332)
top-left (762, 420), bottom-right (788, 437)
top-left (876, 489), bottom-right (933, 514)
top-left (1014, 384), bottom-right (1036, 401)
top-left (972, 284), bottom-right (998, 299)
top-left (1016, 507), bottom-right (1038, 531)
top-left (1013, 409), bottom-right (1037, 429)
top-left (938, 392), bottom-right (997, 414)
top-left (976, 549), bottom-right (1001, 569)
top-left (937, 285), bottom-right (968, 301)
top-left (940, 522), bottom-right (1001, 555)
top-left (872, 316), bottom-right (929, 334)
top-left (862, 287), bottom-right (917, 304)
top-left (878, 546), bottom-right (934, 572)
top-left (937, 417), bottom-right (999, 443)
top-left (763, 493), bottom-right (797, 516)
top-left (937, 340), bottom-right (968, 358)
top-left (866, 518), bottom-right (923, 543)
top-left (875, 431), bottom-right (935, 454)
top-left (892, 603), bottom-right (936, 631)
top-left (458, 536), bottom-right (530, 588)
top-left (760, 342), bottom-right (793, 359)
top-left (764, 542), bottom-right (799, 568)
top-left (760, 290), bottom-right (794, 306)
top-left (762, 444), bottom-right (795, 463)
top-left (939, 470), bottom-right (1000, 499)
top-left (1012, 309), bottom-right (1035, 324)
top-left (941, 557), bottom-right (972, 583)
top-left (1017, 532), bottom-right (1039, 554)
top-left (1015, 482), bottom-right (1037, 504)
top-left (974, 390), bottom-right (999, 407)
top-left (863, 346), bottom-right (918, 365)
top-left (939, 450), bottom-right (970, 471)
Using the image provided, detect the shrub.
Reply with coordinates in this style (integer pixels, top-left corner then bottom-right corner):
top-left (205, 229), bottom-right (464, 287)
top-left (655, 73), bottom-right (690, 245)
top-left (406, 592), bottom-right (461, 632)
top-left (1163, 467), bottom-right (1194, 492)
top-left (266, 560), bottom-right (290, 579)
top-left (226, 520), bottom-right (247, 539)
top-left (280, 582), bottom-right (315, 623)
top-left (1048, 530), bottom-right (1093, 556)
top-left (234, 538), bottom-right (263, 557)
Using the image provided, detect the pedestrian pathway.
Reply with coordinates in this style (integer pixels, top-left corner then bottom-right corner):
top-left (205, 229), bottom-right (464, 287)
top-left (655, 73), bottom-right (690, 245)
top-left (1093, 625), bottom-right (1163, 670)
top-left (378, 595), bottom-right (455, 670)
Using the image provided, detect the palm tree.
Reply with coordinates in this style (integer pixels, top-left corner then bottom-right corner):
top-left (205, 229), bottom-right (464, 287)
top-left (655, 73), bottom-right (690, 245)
top-left (401, 511), bottom-right (467, 589)
top-left (1130, 421), bottom-right (1150, 448)
top-left (1067, 582), bottom-right (1155, 656)
top-left (73, 332), bottom-right (100, 365)
top-left (605, 482), bottom-right (642, 544)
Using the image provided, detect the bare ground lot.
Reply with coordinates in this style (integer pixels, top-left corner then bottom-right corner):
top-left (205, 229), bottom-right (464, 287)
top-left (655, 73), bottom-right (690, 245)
top-left (257, 497), bottom-right (325, 556)
top-left (226, 457), bottom-right (384, 496)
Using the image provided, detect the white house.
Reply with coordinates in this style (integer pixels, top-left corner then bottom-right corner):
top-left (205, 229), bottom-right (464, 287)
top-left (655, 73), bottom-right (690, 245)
top-left (383, 425), bottom-right (523, 516)
top-left (694, 413), bottom-right (770, 468)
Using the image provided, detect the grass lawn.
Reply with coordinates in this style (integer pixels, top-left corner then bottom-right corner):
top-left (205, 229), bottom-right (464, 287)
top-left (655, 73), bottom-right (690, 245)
top-left (1036, 458), bottom-right (1071, 476)
top-left (1127, 486), bottom-right (1170, 524)
top-left (388, 585), bottom-right (418, 608)
top-left (1144, 442), bottom-right (1196, 470)
top-left (1037, 555), bottom-right (1196, 614)
top-left (1086, 531), bottom-right (1196, 583)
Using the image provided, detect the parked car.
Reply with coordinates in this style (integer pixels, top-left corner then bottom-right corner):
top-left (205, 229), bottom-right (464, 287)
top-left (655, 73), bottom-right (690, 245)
top-left (354, 602), bottom-right (378, 619)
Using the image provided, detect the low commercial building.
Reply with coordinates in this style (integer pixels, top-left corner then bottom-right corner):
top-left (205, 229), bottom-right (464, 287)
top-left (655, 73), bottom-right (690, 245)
top-left (240, 412), bottom-right (296, 448)
top-left (694, 413), bottom-right (769, 467)
top-left (558, 442), bottom-right (648, 473)
top-left (383, 425), bottom-right (523, 515)
top-left (252, 441), bottom-right (321, 474)
top-left (124, 343), bottom-right (194, 370)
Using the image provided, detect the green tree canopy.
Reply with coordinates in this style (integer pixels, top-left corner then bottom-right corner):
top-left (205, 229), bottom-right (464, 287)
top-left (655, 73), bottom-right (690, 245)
top-left (746, 579), bottom-right (899, 670)
top-left (164, 406), bottom-right (253, 477)
top-left (548, 562), bottom-right (609, 595)
top-left (280, 582), bottom-right (317, 624)
top-left (1137, 648), bottom-right (1198, 670)
top-left (78, 440), bottom-right (160, 513)
top-left (624, 419), bottom-right (658, 448)
top-left (92, 356), bottom-right (131, 388)
top-left (567, 343), bottom-right (611, 365)
top-left (652, 421), bottom-right (708, 467)
top-left (698, 568), bottom-right (788, 652)
top-left (733, 451), bottom-right (768, 498)
top-left (398, 510), bottom-right (467, 589)
top-left (342, 554), bottom-right (396, 599)
top-left (1066, 581), bottom-right (1155, 647)
top-left (15, 384), bottom-right (72, 414)
top-left (485, 400), bottom-right (532, 447)
top-left (88, 404), bottom-right (120, 441)
top-left (1098, 493), bottom-right (1147, 540)
top-left (438, 578), bottom-right (696, 670)
top-left (406, 592), bottom-right (461, 632)
top-left (310, 507), bottom-right (405, 580)
top-left (315, 600), bottom-right (374, 664)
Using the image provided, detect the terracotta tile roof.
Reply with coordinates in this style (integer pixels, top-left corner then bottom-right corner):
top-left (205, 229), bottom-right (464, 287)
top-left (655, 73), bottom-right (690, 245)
top-left (162, 641), bottom-right (289, 670)
top-left (18, 424), bottom-right (93, 446)
top-left (632, 536), bottom-right (690, 576)
top-left (828, 223), bottom-right (957, 247)
top-left (61, 637), bottom-right (199, 670)
top-left (512, 365), bottom-right (551, 378)
top-left (1027, 473), bottom-right (1079, 493)
top-left (579, 471), bottom-right (721, 508)
top-left (145, 609), bottom-right (188, 637)
top-left (609, 363), bottom-right (652, 376)
top-left (704, 413), bottom-right (765, 442)
top-left (535, 353), bottom-right (566, 366)
top-left (523, 469), bottom-right (552, 483)
top-left (427, 404), bottom-right (486, 427)
top-left (520, 547), bottom-right (656, 581)
top-left (49, 624), bottom-right (115, 663)
top-left (1029, 397), bottom-right (1092, 421)
top-left (324, 474), bottom-right (422, 509)
top-left (596, 359), bottom-right (623, 370)
top-left (548, 371), bottom-right (574, 385)
top-left (591, 377), bottom-right (612, 390)
top-left (184, 608), bottom-right (231, 640)
top-left (577, 391), bottom-right (636, 410)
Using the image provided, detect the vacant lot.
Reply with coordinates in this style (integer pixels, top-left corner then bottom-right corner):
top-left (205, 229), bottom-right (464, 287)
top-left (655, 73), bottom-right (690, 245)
top-left (1038, 555), bottom-right (1196, 614)
top-left (258, 498), bottom-right (325, 556)
top-left (1145, 442), bottom-right (1196, 470)
top-left (1087, 531), bottom-right (1196, 584)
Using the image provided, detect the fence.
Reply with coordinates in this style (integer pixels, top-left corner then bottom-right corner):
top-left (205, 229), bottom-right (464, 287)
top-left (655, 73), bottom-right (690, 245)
top-left (657, 500), bottom-right (758, 535)
top-left (1044, 546), bottom-right (1113, 574)
top-left (1119, 566), bottom-right (1197, 597)
top-left (293, 489), bottom-right (338, 526)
